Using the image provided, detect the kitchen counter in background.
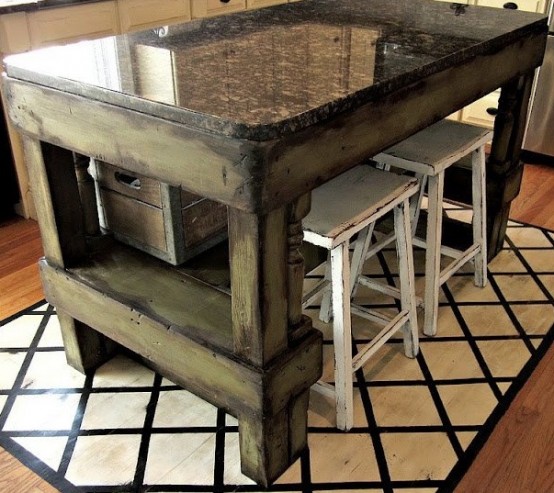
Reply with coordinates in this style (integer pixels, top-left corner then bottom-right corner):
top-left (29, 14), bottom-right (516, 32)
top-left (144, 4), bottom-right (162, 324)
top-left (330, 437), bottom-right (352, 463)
top-left (0, 0), bottom-right (551, 220)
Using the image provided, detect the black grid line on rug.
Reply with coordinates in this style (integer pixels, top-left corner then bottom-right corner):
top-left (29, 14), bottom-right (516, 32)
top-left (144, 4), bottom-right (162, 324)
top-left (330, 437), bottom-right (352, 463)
top-left (0, 222), bottom-right (553, 493)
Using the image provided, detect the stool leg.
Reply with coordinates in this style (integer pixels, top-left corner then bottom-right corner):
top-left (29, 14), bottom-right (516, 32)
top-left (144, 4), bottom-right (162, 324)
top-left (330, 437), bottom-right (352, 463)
top-left (410, 174), bottom-right (427, 235)
top-left (319, 252), bottom-right (333, 323)
top-left (472, 146), bottom-right (488, 287)
top-left (330, 241), bottom-right (354, 431)
top-left (350, 224), bottom-right (373, 298)
top-left (423, 173), bottom-right (445, 337)
top-left (394, 198), bottom-right (419, 358)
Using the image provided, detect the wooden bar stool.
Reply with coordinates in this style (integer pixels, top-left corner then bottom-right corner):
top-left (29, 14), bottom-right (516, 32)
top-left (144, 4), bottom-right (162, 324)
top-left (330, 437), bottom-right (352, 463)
top-left (373, 120), bottom-right (493, 337)
top-left (302, 165), bottom-right (420, 431)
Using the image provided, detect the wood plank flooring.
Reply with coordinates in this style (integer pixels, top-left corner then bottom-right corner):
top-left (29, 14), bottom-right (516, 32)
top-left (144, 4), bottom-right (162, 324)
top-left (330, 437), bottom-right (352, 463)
top-left (0, 162), bottom-right (553, 492)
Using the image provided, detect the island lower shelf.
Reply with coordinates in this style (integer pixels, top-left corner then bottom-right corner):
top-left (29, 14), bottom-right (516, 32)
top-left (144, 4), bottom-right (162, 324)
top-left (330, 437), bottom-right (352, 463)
top-left (39, 241), bottom-right (322, 421)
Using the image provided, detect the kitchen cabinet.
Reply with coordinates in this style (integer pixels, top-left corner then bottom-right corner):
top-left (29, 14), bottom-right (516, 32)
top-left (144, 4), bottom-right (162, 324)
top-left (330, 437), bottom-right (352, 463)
top-left (118, 0), bottom-right (191, 33)
top-left (27, 2), bottom-right (119, 48)
top-left (247, 0), bottom-right (288, 8)
top-left (439, 0), bottom-right (548, 128)
top-left (191, 0), bottom-right (246, 19)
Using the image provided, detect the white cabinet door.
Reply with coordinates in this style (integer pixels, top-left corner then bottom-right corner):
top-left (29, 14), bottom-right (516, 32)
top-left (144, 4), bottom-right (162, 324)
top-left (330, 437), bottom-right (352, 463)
top-left (474, 0), bottom-right (546, 13)
top-left (28, 2), bottom-right (119, 48)
top-left (191, 0), bottom-right (246, 18)
top-left (118, 0), bottom-right (191, 33)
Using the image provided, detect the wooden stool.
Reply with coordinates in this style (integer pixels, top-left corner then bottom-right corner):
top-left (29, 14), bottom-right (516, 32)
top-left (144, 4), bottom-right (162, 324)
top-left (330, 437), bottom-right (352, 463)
top-left (302, 165), bottom-right (420, 431)
top-left (373, 120), bottom-right (492, 336)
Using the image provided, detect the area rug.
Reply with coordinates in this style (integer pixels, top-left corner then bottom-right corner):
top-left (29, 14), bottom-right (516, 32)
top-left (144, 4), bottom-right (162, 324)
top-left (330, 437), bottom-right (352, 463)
top-left (1, 211), bottom-right (553, 493)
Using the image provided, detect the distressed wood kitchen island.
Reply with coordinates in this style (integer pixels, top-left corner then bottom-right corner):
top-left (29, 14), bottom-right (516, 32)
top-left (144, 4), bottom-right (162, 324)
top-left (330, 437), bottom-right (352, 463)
top-left (1, 0), bottom-right (548, 485)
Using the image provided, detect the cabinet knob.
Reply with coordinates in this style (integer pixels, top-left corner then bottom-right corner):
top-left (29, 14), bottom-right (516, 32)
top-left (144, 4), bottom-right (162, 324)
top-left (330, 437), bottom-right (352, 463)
top-left (486, 107), bottom-right (498, 116)
top-left (220, 0), bottom-right (231, 3)
top-left (503, 2), bottom-right (518, 9)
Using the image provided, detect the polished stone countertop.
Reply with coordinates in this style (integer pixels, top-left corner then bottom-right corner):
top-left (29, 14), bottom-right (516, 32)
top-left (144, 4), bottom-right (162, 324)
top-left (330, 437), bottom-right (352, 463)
top-left (3, 0), bottom-right (548, 140)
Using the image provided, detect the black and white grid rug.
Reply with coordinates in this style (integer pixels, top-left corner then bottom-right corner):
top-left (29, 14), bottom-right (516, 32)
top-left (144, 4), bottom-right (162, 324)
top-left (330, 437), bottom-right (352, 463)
top-left (1, 214), bottom-right (553, 493)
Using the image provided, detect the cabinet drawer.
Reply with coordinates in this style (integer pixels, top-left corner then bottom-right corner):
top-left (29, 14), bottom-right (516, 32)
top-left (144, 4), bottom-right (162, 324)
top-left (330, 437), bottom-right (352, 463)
top-left (246, 0), bottom-right (287, 9)
top-left (118, 0), bottom-right (191, 33)
top-left (473, 0), bottom-right (544, 13)
top-left (191, 0), bottom-right (246, 18)
top-left (0, 13), bottom-right (31, 54)
top-left (28, 1), bottom-right (118, 48)
top-left (461, 92), bottom-right (499, 129)
top-left (96, 161), bottom-right (228, 264)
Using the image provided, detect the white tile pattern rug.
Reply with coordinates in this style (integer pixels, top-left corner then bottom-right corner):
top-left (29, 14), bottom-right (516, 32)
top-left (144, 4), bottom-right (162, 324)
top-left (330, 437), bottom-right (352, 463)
top-left (1, 218), bottom-right (553, 493)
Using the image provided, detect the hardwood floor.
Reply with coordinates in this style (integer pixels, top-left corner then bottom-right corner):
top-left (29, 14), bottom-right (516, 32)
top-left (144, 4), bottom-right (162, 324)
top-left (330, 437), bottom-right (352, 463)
top-left (0, 163), bottom-right (553, 492)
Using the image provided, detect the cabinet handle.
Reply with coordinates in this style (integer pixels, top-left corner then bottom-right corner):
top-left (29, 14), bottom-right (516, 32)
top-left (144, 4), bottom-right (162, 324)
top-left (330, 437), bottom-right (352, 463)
top-left (486, 107), bottom-right (498, 116)
top-left (503, 2), bottom-right (518, 9)
top-left (220, 0), bottom-right (231, 3)
top-left (115, 171), bottom-right (142, 190)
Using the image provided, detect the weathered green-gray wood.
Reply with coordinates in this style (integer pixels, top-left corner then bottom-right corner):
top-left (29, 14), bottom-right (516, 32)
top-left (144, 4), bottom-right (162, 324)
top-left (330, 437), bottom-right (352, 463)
top-left (40, 257), bottom-right (321, 418)
top-left (56, 310), bottom-right (116, 374)
top-left (260, 33), bottom-right (545, 218)
top-left (6, 80), bottom-right (258, 211)
top-left (23, 138), bottom-right (114, 372)
top-left (228, 207), bottom-right (288, 367)
top-left (22, 138), bottom-right (87, 267)
top-left (487, 72), bottom-right (534, 258)
top-left (287, 193), bottom-right (311, 341)
top-left (5, 31), bottom-right (545, 226)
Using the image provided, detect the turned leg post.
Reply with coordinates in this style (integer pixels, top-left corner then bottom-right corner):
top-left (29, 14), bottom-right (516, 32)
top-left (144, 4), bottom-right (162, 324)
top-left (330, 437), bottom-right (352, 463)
top-left (487, 72), bottom-right (534, 258)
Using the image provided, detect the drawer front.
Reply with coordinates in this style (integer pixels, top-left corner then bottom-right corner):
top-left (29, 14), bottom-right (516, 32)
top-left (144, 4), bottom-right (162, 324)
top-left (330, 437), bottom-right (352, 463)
top-left (28, 1), bottom-right (118, 48)
top-left (246, 0), bottom-right (287, 8)
top-left (0, 13), bottom-right (32, 54)
top-left (100, 188), bottom-right (167, 253)
top-left (182, 199), bottom-right (228, 247)
top-left (118, 0), bottom-right (191, 33)
top-left (192, 0), bottom-right (246, 18)
top-left (95, 161), bottom-right (162, 207)
top-left (473, 0), bottom-right (544, 13)
top-left (461, 92), bottom-right (499, 129)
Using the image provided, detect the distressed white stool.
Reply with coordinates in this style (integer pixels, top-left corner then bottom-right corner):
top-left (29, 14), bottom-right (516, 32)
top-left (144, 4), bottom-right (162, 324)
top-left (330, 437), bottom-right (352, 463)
top-left (373, 119), bottom-right (492, 337)
top-left (302, 165), bottom-right (420, 431)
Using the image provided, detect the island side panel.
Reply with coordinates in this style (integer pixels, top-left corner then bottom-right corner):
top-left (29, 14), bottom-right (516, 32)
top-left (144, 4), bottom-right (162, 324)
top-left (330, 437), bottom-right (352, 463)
top-left (22, 137), bottom-right (115, 372)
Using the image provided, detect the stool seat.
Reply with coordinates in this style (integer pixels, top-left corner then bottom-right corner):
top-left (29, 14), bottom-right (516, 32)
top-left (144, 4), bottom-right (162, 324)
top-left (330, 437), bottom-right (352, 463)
top-left (374, 119), bottom-right (492, 337)
top-left (302, 164), bottom-right (420, 431)
top-left (304, 165), bottom-right (418, 249)
top-left (373, 119), bottom-right (492, 176)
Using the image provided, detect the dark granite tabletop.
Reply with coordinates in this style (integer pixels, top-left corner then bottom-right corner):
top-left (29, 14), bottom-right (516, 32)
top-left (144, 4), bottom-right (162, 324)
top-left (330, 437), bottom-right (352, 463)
top-left (3, 0), bottom-right (548, 140)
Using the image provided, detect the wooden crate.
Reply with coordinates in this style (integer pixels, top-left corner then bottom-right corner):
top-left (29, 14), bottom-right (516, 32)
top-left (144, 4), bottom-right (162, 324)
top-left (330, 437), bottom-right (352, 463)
top-left (94, 160), bottom-right (228, 264)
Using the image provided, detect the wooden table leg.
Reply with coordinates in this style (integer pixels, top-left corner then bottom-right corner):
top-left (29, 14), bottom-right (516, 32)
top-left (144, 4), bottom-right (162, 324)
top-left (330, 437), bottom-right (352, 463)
top-left (22, 137), bottom-right (115, 373)
top-left (228, 198), bottom-right (321, 486)
top-left (487, 71), bottom-right (534, 258)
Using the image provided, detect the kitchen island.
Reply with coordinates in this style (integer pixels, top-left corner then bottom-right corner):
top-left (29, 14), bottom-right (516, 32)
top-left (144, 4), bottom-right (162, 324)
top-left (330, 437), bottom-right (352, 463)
top-left (2, 0), bottom-right (548, 485)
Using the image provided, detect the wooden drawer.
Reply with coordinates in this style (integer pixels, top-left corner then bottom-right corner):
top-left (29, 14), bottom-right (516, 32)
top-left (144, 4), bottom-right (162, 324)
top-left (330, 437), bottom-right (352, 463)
top-left (461, 91), bottom-right (499, 129)
top-left (27, 2), bottom-right (118, 48)
top-left (95, 161), bottom-right (228, 265)
top-left (118, 0), bottom-right (191, 33)
top-left (473, 0), bottom-right (544, 13)
top-left (246, 0), bottom-right (288, 9)
top-left (191, 0), bottom-right (246, 18)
